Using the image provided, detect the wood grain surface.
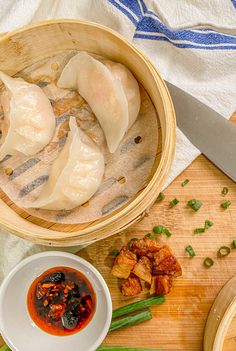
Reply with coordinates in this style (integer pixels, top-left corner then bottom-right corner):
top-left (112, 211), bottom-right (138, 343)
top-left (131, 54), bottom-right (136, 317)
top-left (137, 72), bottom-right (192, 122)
top-left (75, 154), bottom-right (236, 351)
top-left (0, 156), bottom-right (236, 350)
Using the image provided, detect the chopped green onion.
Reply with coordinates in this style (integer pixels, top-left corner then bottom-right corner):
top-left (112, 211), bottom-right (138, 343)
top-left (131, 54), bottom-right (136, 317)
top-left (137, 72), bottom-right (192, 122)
top-left (194, 227), bottom-right (205, 234)
top-left (204, 220), bottom-right (214, 229)
top-left (153, 225), bottom-right (164, 234)
top-left (185, 245), bottom-right (196, 257)
top-left (187, 199), bottom-right (202, 211)
top-left (153, 226), bottom-right (171, 237)
top-left (203, 257), bottom-right (214, 268)
top-left (232, 240), bottom-right (236, 249)
top-left (194, 221), bottom-right (213, 234)
top-left (109, 309), bottom-right (152, 332)
top-left (182, 179), bottom-right (190, 187)
top-left (111, 249), bottom-right (120, 257)
top-left (221, 200), bottom-right (231, 209)
top-left (155, 192), bottom-right (165, 203)
top-left (112, 295), bottom-right (165, 319)
top-left (217, 246), bottom-right (231, 257)
top-left (169, 198), bottom-right (179, 207)
top-left (221, 187), bottom-right (229, 196)
top-left (163, 228), bottom-right (172, 237)
top-left (145, 233), bottom-right (155, 238)
top-left (97, 347), bottom-right (163, 351)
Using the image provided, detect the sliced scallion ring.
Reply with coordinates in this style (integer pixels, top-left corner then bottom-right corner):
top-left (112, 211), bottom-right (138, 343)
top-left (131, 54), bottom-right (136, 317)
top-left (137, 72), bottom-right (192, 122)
top-left (185, 245), bottom-right (196, 257)
top-left (155, 192), bottom-right (165, 203)
top-left (169, 198), bottom-right (179, 207)
top-left (221, 200), bottom-right (231, 209)
top-left (194, 227), bottom-right (205, 234)
top-left (217, 246), bottom-right (231, 257)
top-left (153, 225), bottom-right (164, 234)
top-left (182, 179), bottom-right (190, 187)
top-left (221, 187), bottom-right (229, 196)
top-left (203, 257), bottom-right (214, 268)
top-left (145, 233), bottom-right (155, 238)
top-left (204, 220), bottom-right (214, 229)
top-left (187, 199), bottom-right (202, 211)
top-left (232, 240), bottom-right (236, 249)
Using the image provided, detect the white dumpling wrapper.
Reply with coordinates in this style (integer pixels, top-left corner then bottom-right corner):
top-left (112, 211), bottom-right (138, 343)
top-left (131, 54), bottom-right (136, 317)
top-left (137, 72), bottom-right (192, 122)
top-left (24, 117), bottom-right (104, 210)
top-left (0, 72), bottom-right (55, 159)
top-left (58, 52), bottom-right (132, 153)
top-left (101, 59), bottom-right (141, 129)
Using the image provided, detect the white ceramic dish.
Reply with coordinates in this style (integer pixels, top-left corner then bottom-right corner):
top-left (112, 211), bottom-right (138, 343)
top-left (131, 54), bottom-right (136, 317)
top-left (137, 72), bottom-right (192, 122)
top-left (0, 251), bottom-right (112, 351)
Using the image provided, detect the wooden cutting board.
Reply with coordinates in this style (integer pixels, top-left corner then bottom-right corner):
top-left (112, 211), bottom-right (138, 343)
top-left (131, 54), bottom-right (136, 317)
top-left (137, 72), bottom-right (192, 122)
top-left (1, 131), bottom-right (236, 350)
top-left (75, 154), bottom-right (236, 351)
top-left (77, 153), bottom-right (236, 351)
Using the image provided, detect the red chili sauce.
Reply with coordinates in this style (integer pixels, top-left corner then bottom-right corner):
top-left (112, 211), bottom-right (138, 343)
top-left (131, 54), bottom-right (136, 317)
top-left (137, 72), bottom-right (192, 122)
top-left (27, 266), bottom-right (96, 336)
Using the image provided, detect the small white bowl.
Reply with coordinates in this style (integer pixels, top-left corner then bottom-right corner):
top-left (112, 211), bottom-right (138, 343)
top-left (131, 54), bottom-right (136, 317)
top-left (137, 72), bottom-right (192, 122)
top-left (0, 251), bottom-right (112, 351)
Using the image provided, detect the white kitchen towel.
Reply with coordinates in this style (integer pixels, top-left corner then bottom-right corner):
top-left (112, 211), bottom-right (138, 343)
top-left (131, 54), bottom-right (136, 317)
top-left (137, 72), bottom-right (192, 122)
top-left (0, 0), bottom-right (235, 281)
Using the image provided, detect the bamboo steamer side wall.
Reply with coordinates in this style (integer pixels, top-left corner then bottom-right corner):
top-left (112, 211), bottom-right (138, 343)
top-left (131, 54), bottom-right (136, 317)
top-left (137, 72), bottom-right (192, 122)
top-left (0, 20), bottom-right (175, 246)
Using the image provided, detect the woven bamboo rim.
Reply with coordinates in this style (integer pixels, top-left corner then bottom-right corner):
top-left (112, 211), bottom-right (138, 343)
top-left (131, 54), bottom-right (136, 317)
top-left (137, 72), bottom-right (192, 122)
top-left (0, 19), bottom-right (175, 246)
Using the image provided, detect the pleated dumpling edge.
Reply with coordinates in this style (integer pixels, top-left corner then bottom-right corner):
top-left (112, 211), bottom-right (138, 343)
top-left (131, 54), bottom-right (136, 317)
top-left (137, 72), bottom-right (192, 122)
top-left (57, 52), bottom-right (140, 153)
top-left (23, 117), bottom-right (105, 211)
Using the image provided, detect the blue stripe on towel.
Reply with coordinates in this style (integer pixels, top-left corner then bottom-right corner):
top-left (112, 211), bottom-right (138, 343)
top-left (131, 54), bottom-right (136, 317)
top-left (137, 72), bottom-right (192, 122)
top-left (108, 0), bottom-right (138, 25)
top-left (231, 0), bottom-right (236, 8)
top-left (137, 14), bottom-right (236, 45)
top-left (109, 0), bottom-right (236, 50)
top-left (134, 33), bottom-right (236, 50)
top-left (138, 0), bottom-right (147, 14)
top-left (110, 0), bottom-right (147, 17)
top-left (113, 0), bottom-right (144, 19)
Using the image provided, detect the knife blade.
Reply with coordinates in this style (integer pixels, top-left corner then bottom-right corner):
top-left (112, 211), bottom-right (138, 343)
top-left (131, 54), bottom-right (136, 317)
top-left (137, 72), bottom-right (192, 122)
top-left (165, 81), bottom-right (236, 182)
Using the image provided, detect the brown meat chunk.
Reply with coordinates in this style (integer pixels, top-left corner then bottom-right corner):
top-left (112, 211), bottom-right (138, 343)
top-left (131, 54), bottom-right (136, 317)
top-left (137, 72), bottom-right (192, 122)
top-left (132, 256), bottom-right (152, 284)
top-left (152, 246), bottom-right (173, 266)
top-left (149, 276), bottom-right (157, 295)
top-left (153, 255), bottom-right (182, 277)
top-left (121, 276), bottom-right (142, 296)
top-left (155, 275), bottom-right (173, 295)
top-left (150, 275), bottom-right (173, 295)
top-left (111, 246), bottom-right (137, 279)
top-left (130, 237), bottom-right (161, 256)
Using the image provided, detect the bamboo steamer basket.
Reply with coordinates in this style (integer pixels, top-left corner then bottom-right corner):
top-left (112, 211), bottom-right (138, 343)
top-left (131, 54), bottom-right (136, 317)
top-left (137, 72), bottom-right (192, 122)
top-left (204, 274), bottom-right (236, 351)
top-left (0, 19), bottom-right (175, 247)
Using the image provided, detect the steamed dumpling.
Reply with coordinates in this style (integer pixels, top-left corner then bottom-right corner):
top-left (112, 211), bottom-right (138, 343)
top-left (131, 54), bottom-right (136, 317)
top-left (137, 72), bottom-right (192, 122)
top-left (58, 52), bottom-right (128, 153)
top-left (0, 72), bottom-right (55, 159)
top-left (100, 59), bottom-right (141, 129)
top-left (24, 117), bottom-right (104, 210)
top-left (57, 52), bottom-right (140, 152)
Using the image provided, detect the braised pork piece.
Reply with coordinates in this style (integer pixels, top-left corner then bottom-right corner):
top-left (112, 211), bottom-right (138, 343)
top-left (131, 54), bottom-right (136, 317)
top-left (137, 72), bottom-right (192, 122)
top-left (111, 236), bottom-right (182, 296)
